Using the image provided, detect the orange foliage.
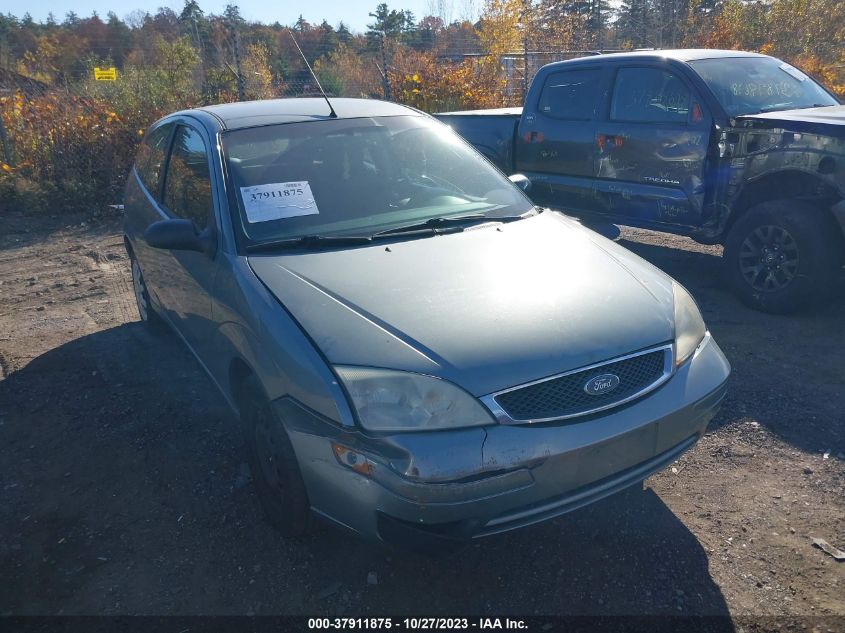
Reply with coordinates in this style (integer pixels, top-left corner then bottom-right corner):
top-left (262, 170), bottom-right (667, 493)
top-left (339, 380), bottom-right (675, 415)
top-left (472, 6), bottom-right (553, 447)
top-left (791, 54), bottom-right (845, 98)
top-left (0, 91), bottom-right (141, 212)
top-left (694, 0), bottom-right (845, 98)
top-left (388, 48), bottom-right (508, 112)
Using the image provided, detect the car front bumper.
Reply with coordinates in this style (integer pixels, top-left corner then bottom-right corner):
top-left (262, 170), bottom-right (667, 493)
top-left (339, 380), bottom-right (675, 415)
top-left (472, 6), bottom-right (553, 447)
top-left (276, 334), bottom-right (730, 545)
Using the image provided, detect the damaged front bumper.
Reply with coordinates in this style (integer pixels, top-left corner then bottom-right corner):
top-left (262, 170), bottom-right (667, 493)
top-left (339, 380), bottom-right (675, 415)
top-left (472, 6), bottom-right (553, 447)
top-left (275, 334), bottom-right (730, 546)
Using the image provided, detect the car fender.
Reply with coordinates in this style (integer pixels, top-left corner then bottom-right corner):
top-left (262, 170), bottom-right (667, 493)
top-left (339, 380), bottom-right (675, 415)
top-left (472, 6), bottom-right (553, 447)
top-left (210, 254), bottom-right (355, 427)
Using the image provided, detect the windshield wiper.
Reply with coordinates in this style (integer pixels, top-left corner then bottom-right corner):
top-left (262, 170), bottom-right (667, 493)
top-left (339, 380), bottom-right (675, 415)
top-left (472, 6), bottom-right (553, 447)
top-left (749, 102), bottom-right (830, 115)
top-left (246, 211), bottom-right (539, 252)
top-left (372, 213), bottom-right (529, 238)
top-left (746, 103), bottom-right (794, 114)
top-left (246, 233), bottom-right (373, 252)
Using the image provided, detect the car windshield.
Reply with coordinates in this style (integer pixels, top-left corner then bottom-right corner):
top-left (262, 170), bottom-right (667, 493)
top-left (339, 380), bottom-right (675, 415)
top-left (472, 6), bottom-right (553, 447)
top-left (222, 115), bottom-right (534, 243)
top-left (689, 57), bottom-right (838, 116)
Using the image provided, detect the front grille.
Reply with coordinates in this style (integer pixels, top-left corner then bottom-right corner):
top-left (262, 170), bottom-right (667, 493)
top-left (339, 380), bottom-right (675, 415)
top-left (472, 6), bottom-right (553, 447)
top-left (494, 348), bottom-right (669, 421)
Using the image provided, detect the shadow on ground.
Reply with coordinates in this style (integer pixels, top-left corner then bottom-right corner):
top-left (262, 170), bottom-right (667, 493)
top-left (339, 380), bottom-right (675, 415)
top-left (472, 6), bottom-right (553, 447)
top-left (0, 322), bottom-right (730, 618)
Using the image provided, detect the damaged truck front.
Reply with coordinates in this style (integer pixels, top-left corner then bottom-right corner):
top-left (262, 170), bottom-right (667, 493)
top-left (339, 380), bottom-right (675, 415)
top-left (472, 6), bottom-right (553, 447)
top-left (436, 50), bottom-right (845, 313)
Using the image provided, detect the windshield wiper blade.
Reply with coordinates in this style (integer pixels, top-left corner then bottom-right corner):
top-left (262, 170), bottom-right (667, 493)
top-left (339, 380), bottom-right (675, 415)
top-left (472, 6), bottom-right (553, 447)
top-left (246, 234), bottom-right (373, 252)
top-left (372, 213), bottom-right (526, 237)
top-left (750, 102), bottom-right (830, 114)
top-left (246, 211), bottom-right (538, 251)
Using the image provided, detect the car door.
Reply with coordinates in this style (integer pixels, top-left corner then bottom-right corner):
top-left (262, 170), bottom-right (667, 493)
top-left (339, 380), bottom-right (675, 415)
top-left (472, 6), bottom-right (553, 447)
top-left (126, 121), bottom-right (176, 310)
top-left (592, 64), bottom-right (712, 228)
top-left (156, 122), bottom-right (219, 361)
top-left (515, 66), bottom-right (605, 214)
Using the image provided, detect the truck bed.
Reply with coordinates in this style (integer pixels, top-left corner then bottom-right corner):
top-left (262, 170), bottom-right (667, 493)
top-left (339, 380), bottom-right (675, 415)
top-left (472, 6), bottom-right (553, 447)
top-left (434, 108), bottom-right (523, 173)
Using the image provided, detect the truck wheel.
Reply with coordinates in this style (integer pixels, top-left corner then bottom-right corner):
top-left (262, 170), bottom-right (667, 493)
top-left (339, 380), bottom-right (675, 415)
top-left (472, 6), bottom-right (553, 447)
top-left (724, 200), bottom-right (840, 313)
top-left (239, 376), bottom-right (316, 537)
top-left (130, 255), bottom-right (165, 330)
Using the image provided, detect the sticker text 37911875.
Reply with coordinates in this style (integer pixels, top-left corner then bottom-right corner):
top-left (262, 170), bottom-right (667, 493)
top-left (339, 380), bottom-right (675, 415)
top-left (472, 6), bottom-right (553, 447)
top-left (240, 181), bottom-right (319, 223)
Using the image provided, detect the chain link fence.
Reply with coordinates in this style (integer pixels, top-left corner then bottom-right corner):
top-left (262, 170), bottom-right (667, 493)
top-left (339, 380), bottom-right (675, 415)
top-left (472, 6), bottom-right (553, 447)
top-left (1, 30), bottom-right (604, 213)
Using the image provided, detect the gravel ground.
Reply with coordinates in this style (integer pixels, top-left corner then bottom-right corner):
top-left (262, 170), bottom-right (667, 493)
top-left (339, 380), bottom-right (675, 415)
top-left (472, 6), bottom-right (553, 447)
top-left (0, 210), bottom-right (843, 621)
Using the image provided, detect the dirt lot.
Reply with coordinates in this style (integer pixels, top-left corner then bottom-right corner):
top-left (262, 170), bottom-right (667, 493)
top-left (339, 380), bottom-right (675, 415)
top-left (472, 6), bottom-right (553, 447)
top-left (0, 209), bottom-right (843, 622)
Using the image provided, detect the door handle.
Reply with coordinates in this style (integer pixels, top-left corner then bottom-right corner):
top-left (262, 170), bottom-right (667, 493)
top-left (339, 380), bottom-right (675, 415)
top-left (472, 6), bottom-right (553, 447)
top-left (596, 134), bottom-right (624, 150)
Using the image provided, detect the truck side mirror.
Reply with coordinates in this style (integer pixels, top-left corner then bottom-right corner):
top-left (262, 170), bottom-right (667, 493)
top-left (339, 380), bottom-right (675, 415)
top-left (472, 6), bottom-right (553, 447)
top-left (509, 174), bottom-right (532, 193)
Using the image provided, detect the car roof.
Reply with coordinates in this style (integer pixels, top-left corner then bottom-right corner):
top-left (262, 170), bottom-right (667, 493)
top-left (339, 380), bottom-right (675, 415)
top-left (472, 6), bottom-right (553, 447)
top-left (552, 48), bottom-right (768, 67)
top-left (186, 97), bottom-right (420, 130)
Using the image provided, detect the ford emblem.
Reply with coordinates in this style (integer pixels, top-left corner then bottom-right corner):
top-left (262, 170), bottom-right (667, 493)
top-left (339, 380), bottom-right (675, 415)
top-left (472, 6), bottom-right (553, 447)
top-left (584, 373), bottom-right (620, 396)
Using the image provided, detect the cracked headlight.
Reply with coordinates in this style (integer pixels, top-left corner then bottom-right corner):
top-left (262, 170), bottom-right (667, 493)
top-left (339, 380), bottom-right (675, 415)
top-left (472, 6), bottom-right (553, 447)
top-left (673, 281), bottom-right (707, 367)
top-left (335, 366), bottom-right (495, 432)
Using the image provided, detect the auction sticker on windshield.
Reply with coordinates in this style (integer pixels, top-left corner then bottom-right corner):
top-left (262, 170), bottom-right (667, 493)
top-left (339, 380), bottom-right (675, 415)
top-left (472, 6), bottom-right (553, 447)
top-left (240, 181), bottom-right (319, 223)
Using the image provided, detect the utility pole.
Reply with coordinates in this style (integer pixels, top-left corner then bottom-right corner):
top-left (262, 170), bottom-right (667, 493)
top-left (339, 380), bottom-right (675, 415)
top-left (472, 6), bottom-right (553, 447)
top-left (192, 16), bottom-right (209, 102)
top-left (595, 0), bottom-right (603, 51)
top-left (230, 22), bottom-right (246, 101)
top-left (522, 0), bottom-right (529, 101)
top-left (380, 31), bottom-right (390, 101)
top-left (671, 0), bottom-right (681, 47)
top-left (0, 114), bottom-right (12, 167)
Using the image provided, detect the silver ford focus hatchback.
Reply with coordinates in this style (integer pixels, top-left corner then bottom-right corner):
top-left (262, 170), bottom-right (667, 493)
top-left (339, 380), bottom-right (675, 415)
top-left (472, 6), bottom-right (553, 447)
top-left (124, 98), bottom-right (730, 547)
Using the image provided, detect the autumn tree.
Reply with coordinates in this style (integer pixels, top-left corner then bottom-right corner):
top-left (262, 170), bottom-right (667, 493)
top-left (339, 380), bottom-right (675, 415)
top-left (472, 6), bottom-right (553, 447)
top-left (615, 0), bottom-right (656, 48)
top-left (314, 44), bottom-right (383, 97)
top-left (368, 3), bottom-right (407, 38)
top-left (533, 0), bottom-right (581, 50)
top-left (389, 47), bottom-right (508, 110)
top-left (241, 44), bottom-right (278, 99)
top-left (477, 0), bottom-right (524, 59)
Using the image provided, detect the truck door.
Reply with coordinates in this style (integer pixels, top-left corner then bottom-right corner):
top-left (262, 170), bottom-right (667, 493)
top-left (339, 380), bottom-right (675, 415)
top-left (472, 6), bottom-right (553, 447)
top-left (593, 65), bottom-right (711, 228)
top-left (515, 66), bottom-right (604, 214)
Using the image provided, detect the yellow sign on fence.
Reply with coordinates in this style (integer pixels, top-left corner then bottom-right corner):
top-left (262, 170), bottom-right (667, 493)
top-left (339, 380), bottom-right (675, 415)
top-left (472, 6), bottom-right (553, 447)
top-left (93, 67), bottom-right (117, 81)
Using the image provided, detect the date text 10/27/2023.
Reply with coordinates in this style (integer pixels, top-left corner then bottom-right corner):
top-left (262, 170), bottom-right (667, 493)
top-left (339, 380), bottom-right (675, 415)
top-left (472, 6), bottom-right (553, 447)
top-left (308, 618), bottom-right (529, 630)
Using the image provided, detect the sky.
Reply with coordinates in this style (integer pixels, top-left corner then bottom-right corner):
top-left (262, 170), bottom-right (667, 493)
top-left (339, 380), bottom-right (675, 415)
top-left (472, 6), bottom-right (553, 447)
top-left (14, 0), bottom-right (482, 33)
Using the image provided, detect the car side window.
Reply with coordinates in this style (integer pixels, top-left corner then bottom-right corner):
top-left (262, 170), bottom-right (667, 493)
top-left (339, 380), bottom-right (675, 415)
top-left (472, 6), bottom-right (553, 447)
top-left (611, 67), bottom-right (691, 124)
top-left (537, 68), bottom-right (602, 120)
top-left (135, 123), bottom-right (173, 199)
top-left (163, 125), bottom-right (213, 229)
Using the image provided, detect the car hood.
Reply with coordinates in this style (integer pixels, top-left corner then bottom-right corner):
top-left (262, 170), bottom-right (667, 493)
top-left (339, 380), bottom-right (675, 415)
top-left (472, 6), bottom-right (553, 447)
top-left (248, 212), bottom-right (675, 397)
top-left (736, 105), bottom-right (845, 138)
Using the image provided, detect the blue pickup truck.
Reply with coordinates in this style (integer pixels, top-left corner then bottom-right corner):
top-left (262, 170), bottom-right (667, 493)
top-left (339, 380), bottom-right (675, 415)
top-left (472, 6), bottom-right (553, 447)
top-left (436, 49), bottom-right (845, 313)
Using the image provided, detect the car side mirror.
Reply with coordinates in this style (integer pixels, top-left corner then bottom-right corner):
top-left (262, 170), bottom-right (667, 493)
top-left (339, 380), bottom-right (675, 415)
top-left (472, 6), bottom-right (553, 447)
top-left (509, 173), bottom-right (532, 194)
top-left (144, 218), bottom-right (214, 255)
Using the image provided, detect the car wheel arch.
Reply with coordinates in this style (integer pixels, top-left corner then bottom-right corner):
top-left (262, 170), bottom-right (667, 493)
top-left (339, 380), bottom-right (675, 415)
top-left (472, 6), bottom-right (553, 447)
top-left (724, 170), bottom-right (843, 243)
top-left (229, 356), bottom-right (257, 414)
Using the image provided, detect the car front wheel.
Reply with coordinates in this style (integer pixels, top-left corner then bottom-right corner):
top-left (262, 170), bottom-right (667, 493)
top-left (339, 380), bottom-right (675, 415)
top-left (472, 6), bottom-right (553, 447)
top-left (724, 200), bottom-right (841, 313)
top-left (239, 376), bottom-right (316, 537)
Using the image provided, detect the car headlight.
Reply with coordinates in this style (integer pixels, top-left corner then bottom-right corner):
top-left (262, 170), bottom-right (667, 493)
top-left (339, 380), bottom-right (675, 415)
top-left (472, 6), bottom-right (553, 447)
top-left (334, 366), bottom-right (495, 432)
top-left (673, 281), bottom-right (707, 367)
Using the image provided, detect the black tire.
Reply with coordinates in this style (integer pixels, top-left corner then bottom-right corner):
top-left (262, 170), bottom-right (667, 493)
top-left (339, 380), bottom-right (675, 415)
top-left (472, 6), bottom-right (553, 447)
top-left (129, 252), bottom-right (166, 330)
top-left (239, 376), bottom-right (316, 537)
top-left (723, 200), bottom-right (841, 313)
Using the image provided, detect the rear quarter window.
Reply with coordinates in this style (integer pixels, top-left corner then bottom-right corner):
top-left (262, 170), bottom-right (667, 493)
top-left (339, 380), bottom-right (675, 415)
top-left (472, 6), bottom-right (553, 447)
top-left (537, 68), bottom-right (602, 120)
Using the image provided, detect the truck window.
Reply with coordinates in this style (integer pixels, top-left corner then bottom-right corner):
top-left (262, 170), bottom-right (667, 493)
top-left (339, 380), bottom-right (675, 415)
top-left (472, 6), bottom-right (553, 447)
top-left (611, 68), bottom-right (691, 124)
top-left (537, 68), bottom-right (601, 120)
top-left (688, 56), bottom-right (838, 116)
